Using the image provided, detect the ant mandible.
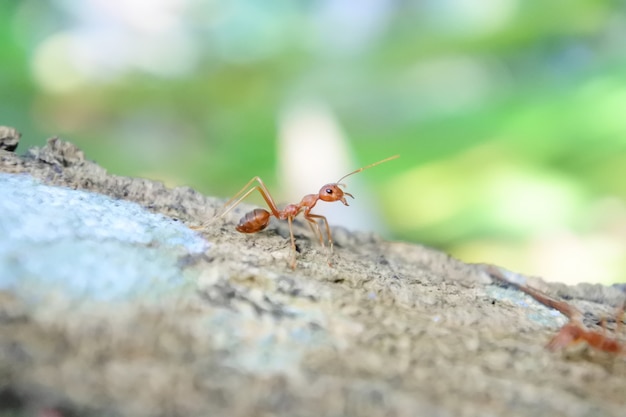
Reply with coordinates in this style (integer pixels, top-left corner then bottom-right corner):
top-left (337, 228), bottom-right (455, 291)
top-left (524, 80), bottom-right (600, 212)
top-left (214, 155), bottom-right (399, 269)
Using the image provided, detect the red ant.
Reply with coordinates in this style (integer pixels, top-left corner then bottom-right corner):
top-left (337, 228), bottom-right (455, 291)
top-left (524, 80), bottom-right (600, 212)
top-left (483, 264), bottom-right (626, 356)
top-left (546, 320), bottom-right (624, 354)
top-left (213, 155), bottom-right (399, 269)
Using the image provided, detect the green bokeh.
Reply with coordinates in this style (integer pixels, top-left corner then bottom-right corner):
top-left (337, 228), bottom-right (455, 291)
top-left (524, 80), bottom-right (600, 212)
top-left (2, 0), bottom-right (626, 283)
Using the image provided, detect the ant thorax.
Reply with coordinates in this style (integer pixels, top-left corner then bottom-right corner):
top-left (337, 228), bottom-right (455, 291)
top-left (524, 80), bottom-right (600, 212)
top-left (278, 202), bottom-right (305, 220)
top-left (297, 194), bottom-right (319, 210)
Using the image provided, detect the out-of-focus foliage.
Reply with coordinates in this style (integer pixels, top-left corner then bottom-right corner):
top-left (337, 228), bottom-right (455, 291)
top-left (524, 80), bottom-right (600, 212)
top-left (2, 0), bottom-right (626, 283)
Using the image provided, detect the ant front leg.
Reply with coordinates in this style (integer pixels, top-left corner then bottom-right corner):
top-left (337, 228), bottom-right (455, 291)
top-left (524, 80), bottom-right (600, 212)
top-left (287, 216), bottom-right (297, 270)
top-left (305, 212), bottom-right (334, 266)
top-left (304, 217), bottom-right (326, 248)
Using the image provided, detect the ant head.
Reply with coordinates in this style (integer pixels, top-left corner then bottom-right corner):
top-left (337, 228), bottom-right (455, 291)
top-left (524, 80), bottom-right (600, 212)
top-left (318, 183), bottom-right (354, 206)
top-left (316, 155), bottom-right (398, 207)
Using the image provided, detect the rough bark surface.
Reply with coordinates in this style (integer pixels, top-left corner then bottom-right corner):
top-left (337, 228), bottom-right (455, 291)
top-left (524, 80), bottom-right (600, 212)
top-left (0, 133), bottom-right (624, 417)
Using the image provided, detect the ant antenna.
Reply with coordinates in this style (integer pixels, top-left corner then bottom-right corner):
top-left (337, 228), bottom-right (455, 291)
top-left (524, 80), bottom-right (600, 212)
top-left (335, 155), bottom-right (399, 184)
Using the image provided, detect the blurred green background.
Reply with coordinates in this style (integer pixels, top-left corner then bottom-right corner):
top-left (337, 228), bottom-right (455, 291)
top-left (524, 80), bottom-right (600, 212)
top-left (2, 0), bottom-right (626, 284)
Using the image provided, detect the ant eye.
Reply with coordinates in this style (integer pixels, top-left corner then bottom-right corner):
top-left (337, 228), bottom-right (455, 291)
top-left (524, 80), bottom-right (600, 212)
top-left (325, 188), bottom-right (333, 194)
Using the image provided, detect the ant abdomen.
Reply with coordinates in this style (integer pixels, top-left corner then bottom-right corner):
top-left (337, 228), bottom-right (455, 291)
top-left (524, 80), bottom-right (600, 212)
top-left (236, 208), bottom-right (271, 233)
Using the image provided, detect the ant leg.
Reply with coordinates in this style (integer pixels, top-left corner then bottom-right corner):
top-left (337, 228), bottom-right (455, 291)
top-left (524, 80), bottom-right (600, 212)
top-left (207, 176), bottom-right (282, 227)
top-left (197, 186), bottom-right (261, 229)
top-left (305, 213), bottom-right (333, 266)
top-left (305, 214), bottom-right (333, 249)
top-left (305, 217), bottom-right (325, 247)
top-left (287, 216), bottom-right (297, 269)
top-left (216, 186), bottom-right (263, 218)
